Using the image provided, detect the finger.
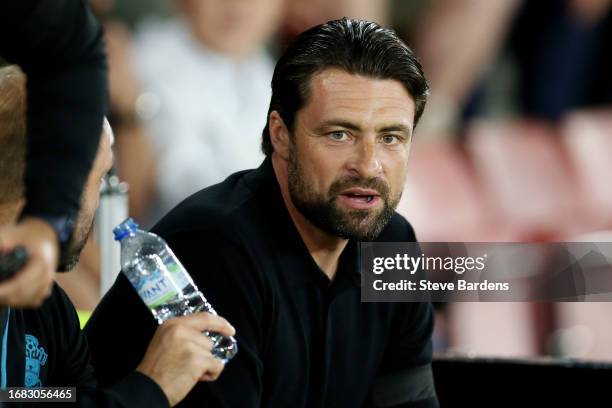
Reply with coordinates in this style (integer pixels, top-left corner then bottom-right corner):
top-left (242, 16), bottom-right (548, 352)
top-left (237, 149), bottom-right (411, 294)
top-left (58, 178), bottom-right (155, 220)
top-left (181, 327), bottom-right (214, 351)
top-left (0, 258), bottom-right (51, 307)
top-left (0, 228), bottom-right (17, 253)
top-left (199, 356), bottom-right (225, 382)
top-left (156, 324), bottom-right (213, 356)
top-left (0, 260), bottom-right (37, 304)
top-left (1, 266), bottom-right (49, 307)
top-left (167, 313), bottom-right (236, 337)
top-left (30, 272), bottom-right (53, 305)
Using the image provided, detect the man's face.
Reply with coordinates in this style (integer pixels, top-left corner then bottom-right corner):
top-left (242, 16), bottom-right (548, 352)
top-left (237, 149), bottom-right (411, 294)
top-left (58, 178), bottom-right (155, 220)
top-left (287, 68), bottom-right (415, 241)
top-left (59, 123), bottom-right (114, 271)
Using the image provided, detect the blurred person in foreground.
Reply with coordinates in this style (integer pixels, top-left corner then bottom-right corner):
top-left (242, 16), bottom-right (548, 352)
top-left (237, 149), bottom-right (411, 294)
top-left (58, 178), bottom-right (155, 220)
top-left (0, 0), bottom-right (108, 308)
top-left (85, 18), bottom-right (438, 407)
top-left (52, 0), bottom-right (159, 309)
top-left (125, 0), bottom-right (285, 222)
top-left (0, 66), bottom-right (234, 407)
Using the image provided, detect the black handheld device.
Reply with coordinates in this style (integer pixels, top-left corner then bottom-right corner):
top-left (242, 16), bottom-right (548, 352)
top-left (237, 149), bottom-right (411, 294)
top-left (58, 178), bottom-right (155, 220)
top-left (0, 246), bottom-right (29, 282)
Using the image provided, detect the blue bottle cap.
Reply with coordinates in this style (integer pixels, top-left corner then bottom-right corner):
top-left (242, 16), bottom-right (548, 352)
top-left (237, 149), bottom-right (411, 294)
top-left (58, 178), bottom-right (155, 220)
top-left (113, 217), bottom-right (140, 241)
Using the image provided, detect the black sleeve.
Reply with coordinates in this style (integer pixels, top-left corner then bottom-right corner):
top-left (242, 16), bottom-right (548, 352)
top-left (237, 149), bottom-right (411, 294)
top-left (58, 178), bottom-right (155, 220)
top-left (0, 0), bottom-right (107, 219)
top-left (365, 302), bottom-right (438, 408)
top-left (366, 217), bottom-right (439, 408)
top-left (77, 372), bottom-right (170, 408)
top-left (51, 285), bottom-right (170, 408)
top-left (85, 229), bottom-right (266, 407)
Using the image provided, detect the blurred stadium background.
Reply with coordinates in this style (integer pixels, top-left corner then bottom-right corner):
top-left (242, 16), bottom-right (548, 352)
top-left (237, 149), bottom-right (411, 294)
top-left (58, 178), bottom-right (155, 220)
top-left (55, 0), bottom-right (612, 364)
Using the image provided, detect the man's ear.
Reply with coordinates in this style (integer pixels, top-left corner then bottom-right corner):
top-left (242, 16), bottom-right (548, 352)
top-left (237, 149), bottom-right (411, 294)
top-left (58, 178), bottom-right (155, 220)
top-left (269, 111), bottom-right (290, 161)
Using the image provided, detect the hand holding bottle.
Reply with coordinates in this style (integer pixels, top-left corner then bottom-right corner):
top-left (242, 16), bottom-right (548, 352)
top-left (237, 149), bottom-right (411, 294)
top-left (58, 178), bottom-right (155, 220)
top-left (137, 313), bottom-right (236, 406)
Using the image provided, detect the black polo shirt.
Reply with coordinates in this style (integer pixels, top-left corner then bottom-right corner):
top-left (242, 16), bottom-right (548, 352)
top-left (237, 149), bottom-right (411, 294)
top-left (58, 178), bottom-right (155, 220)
top-left (85, 158), bottom-right (438, 407)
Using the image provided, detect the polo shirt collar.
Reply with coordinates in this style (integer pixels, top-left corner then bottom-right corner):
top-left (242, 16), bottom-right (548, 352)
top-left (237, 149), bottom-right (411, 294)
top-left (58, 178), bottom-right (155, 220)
top-left (245, 157), bottom-right (362, 290)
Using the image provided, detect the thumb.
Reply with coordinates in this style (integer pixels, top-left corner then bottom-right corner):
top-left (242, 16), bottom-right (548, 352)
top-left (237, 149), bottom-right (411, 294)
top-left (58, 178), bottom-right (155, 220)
top-left (0, 227), bottom-right (17, 254)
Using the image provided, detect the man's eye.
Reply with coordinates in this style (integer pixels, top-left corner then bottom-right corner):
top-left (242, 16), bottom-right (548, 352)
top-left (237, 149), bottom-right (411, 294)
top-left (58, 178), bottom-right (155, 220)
top-left (328, 131), bottom-right (349, 141)
top-left (381, 135), bottom-right (400, 145)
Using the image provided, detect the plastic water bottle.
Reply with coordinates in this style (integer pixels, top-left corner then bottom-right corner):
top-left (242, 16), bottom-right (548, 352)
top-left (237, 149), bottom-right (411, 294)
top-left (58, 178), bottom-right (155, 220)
top-left (113, 218), bottom-right (237, 362)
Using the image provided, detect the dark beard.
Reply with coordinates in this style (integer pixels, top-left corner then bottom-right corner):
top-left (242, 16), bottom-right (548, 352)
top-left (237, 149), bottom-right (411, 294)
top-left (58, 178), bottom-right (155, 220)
top-left (58, 215), bottom-right (93, 272)
top-left (287, 144), bottom-right (399, 241)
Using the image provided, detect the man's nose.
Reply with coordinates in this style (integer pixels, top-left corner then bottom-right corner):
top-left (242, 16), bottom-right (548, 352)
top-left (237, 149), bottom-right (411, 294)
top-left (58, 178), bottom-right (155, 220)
top-left (347, 138), bottom-right (383, 178)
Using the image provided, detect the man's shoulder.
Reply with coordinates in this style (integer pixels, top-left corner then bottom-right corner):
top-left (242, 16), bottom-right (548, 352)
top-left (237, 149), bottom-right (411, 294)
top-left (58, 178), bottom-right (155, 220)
top-left (151, 167), bottom-right (265, 242)
top-left (375, 212), bottom-right (418, 242)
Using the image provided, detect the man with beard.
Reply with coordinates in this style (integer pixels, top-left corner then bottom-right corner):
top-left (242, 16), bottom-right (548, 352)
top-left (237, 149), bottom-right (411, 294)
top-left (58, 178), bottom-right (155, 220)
top-left (0, 0), bottom-right (108, 309)
top-left (86, 18), bottom-right (438, 407)
top-left (0, 65), bottom-right (235, 407)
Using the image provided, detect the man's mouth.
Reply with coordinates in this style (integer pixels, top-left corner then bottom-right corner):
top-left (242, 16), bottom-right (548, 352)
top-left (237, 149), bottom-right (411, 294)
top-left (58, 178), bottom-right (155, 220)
top-left (338, 188), bottom-right (382, 209)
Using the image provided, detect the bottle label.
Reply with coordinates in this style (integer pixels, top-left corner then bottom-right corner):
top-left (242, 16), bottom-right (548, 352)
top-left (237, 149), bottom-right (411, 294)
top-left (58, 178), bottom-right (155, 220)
top-left (137, 274), bottom-right (179, 308)
top-left (126, 254), bottom-right (181, 308)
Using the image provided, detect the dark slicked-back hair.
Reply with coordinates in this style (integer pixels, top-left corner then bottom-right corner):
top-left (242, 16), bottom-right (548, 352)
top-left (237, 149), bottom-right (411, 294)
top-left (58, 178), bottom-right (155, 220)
top-left (261, 18), bottom-right (429, 156)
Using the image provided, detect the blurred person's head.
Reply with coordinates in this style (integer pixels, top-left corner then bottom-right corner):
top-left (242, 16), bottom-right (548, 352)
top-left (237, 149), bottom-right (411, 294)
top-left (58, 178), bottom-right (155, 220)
top-left (59, 119), bottom-right (114, 271)
top-left (0, 65), bottom-right (27, 223)
top-left (283, 0), bottom-right (389, 41)
top-left (0, 65), bottom-right (114, 270)
top-left (88, 0), bottom-right (114, 17)
top-left (264, 19), bottom-right (429, 241)
top-left (175, 0), bottom-right (284, 57)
